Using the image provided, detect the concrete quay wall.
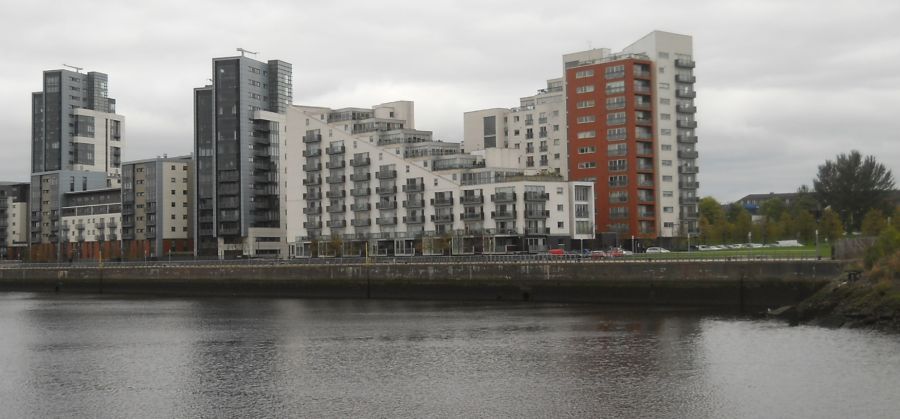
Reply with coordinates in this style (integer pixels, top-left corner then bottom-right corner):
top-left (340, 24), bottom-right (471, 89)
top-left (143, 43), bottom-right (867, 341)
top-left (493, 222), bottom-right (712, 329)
top-left (0, 260), bottom-right (845, 310)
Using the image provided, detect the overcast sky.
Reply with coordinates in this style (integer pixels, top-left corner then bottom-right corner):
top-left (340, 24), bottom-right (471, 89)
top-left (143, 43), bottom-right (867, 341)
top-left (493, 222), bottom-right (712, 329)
top-left (1, 0), bottom-right (898, 202)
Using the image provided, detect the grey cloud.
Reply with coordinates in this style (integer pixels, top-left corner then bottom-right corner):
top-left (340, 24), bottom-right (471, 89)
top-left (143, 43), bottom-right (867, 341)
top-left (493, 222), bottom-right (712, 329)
top-left (2, 0), bottom-right (898, 203)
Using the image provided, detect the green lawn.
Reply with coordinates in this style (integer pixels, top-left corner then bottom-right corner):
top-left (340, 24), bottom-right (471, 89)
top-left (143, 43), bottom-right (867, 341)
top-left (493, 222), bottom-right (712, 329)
top-left (629, 245), bottom-right (830, 260)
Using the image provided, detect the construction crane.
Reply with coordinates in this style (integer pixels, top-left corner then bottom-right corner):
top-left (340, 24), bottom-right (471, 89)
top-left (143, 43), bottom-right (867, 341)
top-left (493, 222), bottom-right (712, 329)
top-left (236, 48), bottom-right (258, 57)
top-left (62, 64), bottom-right (83, 73)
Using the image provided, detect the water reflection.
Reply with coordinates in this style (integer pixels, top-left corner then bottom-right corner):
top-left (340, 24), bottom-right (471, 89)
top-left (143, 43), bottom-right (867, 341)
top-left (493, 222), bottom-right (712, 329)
top-left (0, 294), bottom-right (898, 418)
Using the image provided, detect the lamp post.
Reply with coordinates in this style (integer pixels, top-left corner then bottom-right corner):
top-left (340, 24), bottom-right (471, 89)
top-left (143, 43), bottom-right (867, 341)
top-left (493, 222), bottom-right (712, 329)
top-left (815, 229), bottom-right (820, 260)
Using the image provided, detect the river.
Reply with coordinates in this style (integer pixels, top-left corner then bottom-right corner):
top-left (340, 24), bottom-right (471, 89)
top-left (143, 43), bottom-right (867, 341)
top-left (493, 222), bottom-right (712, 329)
top-left (0, 293), bottom-right (898, 418)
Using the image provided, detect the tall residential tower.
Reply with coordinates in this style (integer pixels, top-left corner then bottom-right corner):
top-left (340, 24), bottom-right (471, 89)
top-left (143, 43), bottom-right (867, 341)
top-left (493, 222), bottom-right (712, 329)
top-left (194, 54), bottom-right (292, 258)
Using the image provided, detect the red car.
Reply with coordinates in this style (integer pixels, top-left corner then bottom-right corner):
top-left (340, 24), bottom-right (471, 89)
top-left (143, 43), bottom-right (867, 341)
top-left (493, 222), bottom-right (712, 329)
top-left (548, 248), bottom-right (565, 256)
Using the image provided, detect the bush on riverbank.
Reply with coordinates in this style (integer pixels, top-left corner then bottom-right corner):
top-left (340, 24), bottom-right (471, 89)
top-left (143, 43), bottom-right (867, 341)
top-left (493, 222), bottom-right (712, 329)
top-left (796, 245), bottom-right (900, 330)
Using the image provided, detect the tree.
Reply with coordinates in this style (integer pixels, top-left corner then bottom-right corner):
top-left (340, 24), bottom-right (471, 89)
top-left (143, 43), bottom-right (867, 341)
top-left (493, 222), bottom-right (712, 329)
top-left (759, 198), bottom-right (787, 222)
top-left (813, 150), bottom-right (895, 231)
top-left (699, 197), bottom-right (725, 225)
top-left (861, 208), bottom-right (888, 236)
top-left (818, 208), bottom-right (844, 243)
top-left (794, 211), bottom-right (817, 244)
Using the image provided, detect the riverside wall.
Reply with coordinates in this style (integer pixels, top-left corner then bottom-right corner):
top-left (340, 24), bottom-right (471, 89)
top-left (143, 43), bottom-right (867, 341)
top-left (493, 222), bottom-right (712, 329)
top-left (0, 260), bottom-right (845, 311)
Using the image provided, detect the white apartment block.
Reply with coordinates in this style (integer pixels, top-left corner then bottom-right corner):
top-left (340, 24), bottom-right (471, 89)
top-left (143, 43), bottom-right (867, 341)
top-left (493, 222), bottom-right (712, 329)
top-left (464, 78), bottom-right (569, 178)
top-left (72, 107), bottom-right (126, 186)
top-left (283, 102), bottom-right (594, 257)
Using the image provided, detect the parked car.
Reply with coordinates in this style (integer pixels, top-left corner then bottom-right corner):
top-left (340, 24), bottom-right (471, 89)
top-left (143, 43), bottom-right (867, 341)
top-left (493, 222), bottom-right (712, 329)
top-left (645, 247), bottom-right (670, 254)
top-left (590, 250), bottom-right (608, 260)
top-left (548, 248), bottom-right (565, 256)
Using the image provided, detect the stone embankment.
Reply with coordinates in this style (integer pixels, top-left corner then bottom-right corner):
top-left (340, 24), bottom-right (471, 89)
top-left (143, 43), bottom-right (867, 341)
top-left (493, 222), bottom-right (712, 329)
top-left (0, 260), bottom-right (844, 311)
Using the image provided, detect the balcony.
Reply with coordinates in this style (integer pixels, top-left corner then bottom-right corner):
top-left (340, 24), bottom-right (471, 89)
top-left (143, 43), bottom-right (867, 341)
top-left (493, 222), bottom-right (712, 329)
top-left (637, 163), bottom-right (654, 172)
top-left (376, 186), bottom-right (397, 195)
top-left (327, 219), bottom-right (347, 229)
top-left (350, 157), bottom-right (371, 167)
top-left (676, 90), bottom-right (697, 99)
top-left (491, 211), bottom-right (516, 220)
top-left (303, 191), bottom-right (323, 200)
top-left (638, 211), bottom-right (655, 219)
top-left (678, 166), bottom-right (700, 175)
top-left (633, 86), bottom-right (651, 94)
top-left (682, 210), bottom-right (700, 219)
top-left (680, 196), bottom-right (700, 204)
top-left (350, 188), bottom-right (371, 197)
top-left (108, 220), bottom-right (118, 229)
top-left (326, 145), bottom-right (345, 155)
top-left (678, 150), bottom-right (699, 159)
top-left (350, 172), bottom-right (371, 182)
top-left (638, 195), bottom-right (655, 203)
top-left (675, 74), bottom-right (696, 84)
top-left (635, 102), bottom-right (652, 111)
top-left (303, 207), bottom-right (322, 215)
top-left (326, 160), bottom-right (346, 169)
top-left (108, 233), bottom-right (118, 241)
top-left (351, 203), bottom-right (371, 212)
top-left (303, 163), bottom-right (322, 172)
top-left (76, 223), bottom-right (85, 230)
top-left (97, 220), bottom-right (106, 229)
top-left (525, 227), bottom-right (550, 235)
top-left (375, 201), bottom-right (397, 210)
top-left (460, 195), bottom-right (484, 205)
top-left (326, 175), bottom-right (346, 184)
top-left (675, 58), bottom-right (696, 68)
top-left (677, 134), bottom-right (698, 144)
top-left (327, 205), bottom-right (346, 213)
top-left (525, 210), bottom-right (550, 218)
top-left (146, 204), bottom-right (157, 214)
top-left (539, 145), bottom-right (548, 152)
top-left (375, 170), bottom-right (397, 180)
top-left (634, 69), bottom-right (652, 79)
top-left (402, 183), bottom-right (424, 193)
top-left (524, 192), bottom-right (549, 201)
top-left (431, 214), bottom-right (454, 223)
top-left (326, 190), bottom-right (346, 199)
top-left (679, 181), bottom-right (700, 189)
top-left (376, 216), bottom-right (397, 226)
top-left (302, 149), bottom-right (321, 158)
top-left (403, 215), bottom-right (425, 224)
top-left (303, 221), bottom-right (322, 230)
top-left (636, 118), bottom-right (653, 127)
top-left (676, 104), bottom-right (697, 114)
top-left (676, 120), bottom-right (698, 129)
top-left (303, 134), bottom-right (322, 143)
top-left (402, 199), bottom-right (425, 209)
top-left (607, 132), bottom-right (627, 141)
top-left (351, 219), bottom-right (371, 227)
top-left (460, 212), bottom-right (484, 221)
top-left (303, 177), bottom-right (322, 186)
top-left (432, 197), bottom-right (454, 206)
top-left (491, 192), bottom-right (516, 203)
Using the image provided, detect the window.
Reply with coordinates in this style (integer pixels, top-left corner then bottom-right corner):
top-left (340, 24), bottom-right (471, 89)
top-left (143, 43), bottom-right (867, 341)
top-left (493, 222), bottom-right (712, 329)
top-left (661, 144), bottom-right (672, 151)
top-left (609, 159), bottom-right (627, 172)
top-left (663, 175), bottom-right (673, 182)
top-left (659, 82), bottom-right (670, 90)
top-left (664, 206), bottom-right (674, 213)
top-left (609, 175), bottom-right (628, 187)
top-left (576, 100), bottom-right (595, 109)
top-left (661, 113), bottom-right (671, 120)
top-left (575, 85), bottom-right (595, 94)
top-left (606, 96), bottom-right (626, 110)
top-left (577, 162), bottom-right (597, 169)
top-left (578, 146), bottom-right (596, 154)
top-left (607, 127), bottom-right (627, 140)
top-left (577, 130), bottom-right (596, 139)
top-left (604, 65), bottom-right (625, 79)
top-left (607, 112), bottom-right (626, 126)
top-left (660, 98), bottom-right (671, 105)
top-left (605, 80), bottom-right (625, 94)
top-left (658, 52), bottom-right (669, 59)
top-left (663, 190), bottom-right (674, 197)
top-left (575, 69), bottom-right (594, 78)
top-left (661, 129), bottom-right (672, 136)
top-left (662, 160), bottom-right (672, 166)
top-left (577, 115), bottom-right (596, 124)
top-left (607, 143), bottom-right (627, 156)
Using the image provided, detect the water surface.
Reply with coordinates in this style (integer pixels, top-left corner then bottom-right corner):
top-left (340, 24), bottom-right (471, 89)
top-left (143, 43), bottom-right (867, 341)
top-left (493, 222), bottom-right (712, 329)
top-left (0, 293), bottom-right (898, 418)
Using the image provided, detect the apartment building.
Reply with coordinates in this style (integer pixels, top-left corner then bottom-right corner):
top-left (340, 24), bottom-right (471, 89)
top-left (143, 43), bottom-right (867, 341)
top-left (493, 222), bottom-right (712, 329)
top-left (29, 68), bottom-right (126, 261)
top-left (121, 156), bottom-right (193, 260)
top-left (0, 183), bottom-right (29, 260)
top-left (194, 54), bottom-right (292, 258)
top-left (464, 78), bottom-right (568, 177)
top-left (59, 188), bottom-right (122, 262)
top-left (284, 102), bottom-right (594, 257)
top-left (465, 31), bottom-right (699, 241)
